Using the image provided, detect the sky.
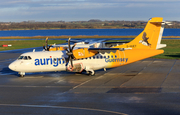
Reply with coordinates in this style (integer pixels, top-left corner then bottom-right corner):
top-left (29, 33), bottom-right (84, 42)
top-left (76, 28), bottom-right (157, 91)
top-left (0, 0), bottom-right (180, 22)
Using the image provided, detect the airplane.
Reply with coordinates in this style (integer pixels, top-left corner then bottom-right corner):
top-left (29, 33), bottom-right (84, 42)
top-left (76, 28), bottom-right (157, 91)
top-left (9, 17), bottom-right (170, 77)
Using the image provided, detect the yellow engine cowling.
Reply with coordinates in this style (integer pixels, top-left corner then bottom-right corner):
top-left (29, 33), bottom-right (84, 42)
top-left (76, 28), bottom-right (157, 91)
top-left (73, 48), bottom-right (98, 59)
top-left (49, 46), bottom-right (65, 51)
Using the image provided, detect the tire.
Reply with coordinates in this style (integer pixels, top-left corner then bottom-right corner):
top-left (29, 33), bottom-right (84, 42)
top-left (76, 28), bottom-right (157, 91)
top-left (88, 71), bottom-right (95, 76)
top-left (19, 74), bottom-right (24, 77)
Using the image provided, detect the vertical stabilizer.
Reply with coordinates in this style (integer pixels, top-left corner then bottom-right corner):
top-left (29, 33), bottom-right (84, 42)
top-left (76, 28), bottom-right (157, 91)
top-left (114, 17), bottom-right (167, 49)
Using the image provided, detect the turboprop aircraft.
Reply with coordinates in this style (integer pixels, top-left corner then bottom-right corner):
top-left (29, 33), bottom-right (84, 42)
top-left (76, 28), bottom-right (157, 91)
top-left (9, 17), bottom-right (169, 77)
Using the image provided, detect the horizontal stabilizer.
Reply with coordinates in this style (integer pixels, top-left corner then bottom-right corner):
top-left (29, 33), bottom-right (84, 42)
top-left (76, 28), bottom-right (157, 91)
top-left (156, 44), bottom-right (167, 49)
top-left (150, 21), bottom-right (172, 26)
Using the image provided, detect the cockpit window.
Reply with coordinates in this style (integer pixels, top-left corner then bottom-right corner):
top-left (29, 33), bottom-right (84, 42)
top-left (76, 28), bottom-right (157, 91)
top-left (18, 56), bottom-right (24, 60)
top-left (28, 56), bottom-right (32, 60)
top-left (18, 56), bottom-right (32, 60)
top-left (24, 56), bottom-right (28, 60)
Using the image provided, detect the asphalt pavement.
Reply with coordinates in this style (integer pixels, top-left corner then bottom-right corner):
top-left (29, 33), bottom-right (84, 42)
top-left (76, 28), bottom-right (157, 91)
top-left (0, 50), bottom-right (180, 115)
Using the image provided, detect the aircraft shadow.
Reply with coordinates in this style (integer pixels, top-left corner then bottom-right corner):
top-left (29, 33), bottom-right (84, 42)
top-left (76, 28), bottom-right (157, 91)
top-left (0, 67), bottom-right (17, 76)
top-left (165, 54), bottom-right (180, 59)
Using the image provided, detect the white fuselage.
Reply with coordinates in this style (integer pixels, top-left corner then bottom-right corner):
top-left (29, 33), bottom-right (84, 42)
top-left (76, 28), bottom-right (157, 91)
top-left (9, 51), bottom-right (109, 74)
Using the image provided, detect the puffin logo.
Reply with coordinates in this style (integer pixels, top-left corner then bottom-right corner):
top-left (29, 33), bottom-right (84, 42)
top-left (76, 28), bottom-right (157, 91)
top-left (139, 32), bottom-right (151, 47)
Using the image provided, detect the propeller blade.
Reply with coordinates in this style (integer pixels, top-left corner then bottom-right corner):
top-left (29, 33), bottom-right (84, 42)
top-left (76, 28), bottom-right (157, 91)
top-left (68, 38), bottom-right (72, 52)
top-left (69, 56), bottom-right (73, 68)
top-left (43, 37), bottom-right (49, 51)
top-left (47, 44), bottom-right (52, 51)
top-left (63, 47), bottom-right (69, 52)
top-left (46, 37), bottom-right (48, 48)
top-left (65, 38), bottom-right (76, 67)
top-left (72, 43), bottom-right (76, 50)
top-left (65, 56), bottom-right (70, 66)
top-left (43, 45), bottom-right (45, 50)
top-left (71, 54), bottom-right (75, 60)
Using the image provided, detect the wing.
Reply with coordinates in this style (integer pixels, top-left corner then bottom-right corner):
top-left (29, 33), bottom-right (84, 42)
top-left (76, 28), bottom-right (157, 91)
top-left (88, 48), bottom-right (122, 54)
top-left (104, 41), bottom-right (130, 48)
top-left (49, 38), bottom-right (133, 51)
top-left (72, 47), bottom-right (132, 59)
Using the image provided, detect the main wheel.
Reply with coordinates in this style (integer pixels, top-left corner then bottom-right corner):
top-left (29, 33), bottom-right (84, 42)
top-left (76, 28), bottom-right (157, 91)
top-left (88, 71), bottom-right (95, 76)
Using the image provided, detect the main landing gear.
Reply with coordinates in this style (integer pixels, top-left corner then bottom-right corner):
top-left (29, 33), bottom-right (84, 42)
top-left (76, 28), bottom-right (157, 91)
top-left (84, 67), bottom-right (95, 76)
top-left (86, 70), bottom-right (95, 76)
top-left (75, 69), bottom-right (95, 76)
top-left (88, 71), bottom-right (95, 76)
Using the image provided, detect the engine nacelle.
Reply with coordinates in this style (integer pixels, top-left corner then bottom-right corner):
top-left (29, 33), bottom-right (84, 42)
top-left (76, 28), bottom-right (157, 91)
top-left (66, 63), bottom-right (84, 72)
top-left (73, 48), bottom-right (98, 59)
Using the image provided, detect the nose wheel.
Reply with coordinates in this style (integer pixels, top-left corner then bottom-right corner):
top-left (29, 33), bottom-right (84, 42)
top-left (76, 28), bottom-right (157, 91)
top-left (19, 72), bottom-right (25, 77)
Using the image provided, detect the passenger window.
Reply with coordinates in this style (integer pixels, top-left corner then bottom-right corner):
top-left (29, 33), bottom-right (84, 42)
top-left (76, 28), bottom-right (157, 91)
top-left (96, 56), bottom-right (99, 59)
top-left (93, 56), bottom-right (95, 59)
top-left (111, 55), bottom-right (113, 58)
top-left (89, 57), bottom-right (91, 59)
top-left (100, 56), bottom-right (103, 59)
top-left (104, 56), bottom-right (106, 58)
top-left (115, 55), bottom-right (117, 58)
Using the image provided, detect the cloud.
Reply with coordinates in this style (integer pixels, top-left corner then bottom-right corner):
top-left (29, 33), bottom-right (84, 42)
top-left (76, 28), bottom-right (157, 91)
top-left (0, 0), bottom-right (180, 22)
top-left (0, 0), bottom-right (178, 10)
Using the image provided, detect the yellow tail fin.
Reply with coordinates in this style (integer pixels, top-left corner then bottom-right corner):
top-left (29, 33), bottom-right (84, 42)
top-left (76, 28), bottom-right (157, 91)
top-left (113, 17), bottom-right (166, 49)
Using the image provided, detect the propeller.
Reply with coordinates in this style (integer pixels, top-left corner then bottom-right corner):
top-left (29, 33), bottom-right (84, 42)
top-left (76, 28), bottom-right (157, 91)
top-left (64, 38), bottom-right (76, 67)
top-left (43, 37), bottom-right (52, 51)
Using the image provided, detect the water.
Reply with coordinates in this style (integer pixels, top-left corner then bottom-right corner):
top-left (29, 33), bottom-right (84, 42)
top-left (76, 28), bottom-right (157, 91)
top-left (0, 28), bottom-right (179, 37)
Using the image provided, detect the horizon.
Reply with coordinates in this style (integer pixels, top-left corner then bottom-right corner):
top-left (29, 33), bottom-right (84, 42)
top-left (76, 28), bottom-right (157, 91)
top-left (0, 18), bottom-right (179, 23)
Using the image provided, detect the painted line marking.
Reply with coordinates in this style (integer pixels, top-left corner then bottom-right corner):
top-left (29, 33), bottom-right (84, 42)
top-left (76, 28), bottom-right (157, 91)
top-left (0, 104), bottom-right (127, 115)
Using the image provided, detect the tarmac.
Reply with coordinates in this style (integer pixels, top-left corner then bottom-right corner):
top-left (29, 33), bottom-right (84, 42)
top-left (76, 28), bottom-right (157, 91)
top-left (0, 51), bottom-right (180, 115)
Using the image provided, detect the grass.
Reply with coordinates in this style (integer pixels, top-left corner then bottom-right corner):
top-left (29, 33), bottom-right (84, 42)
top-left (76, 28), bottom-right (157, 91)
top-left (0, 40), bottom-right (66, 51)
top-left (152, 40), bottom-right (180, 59)
top-left (0, 35), bottom-right (136, 39)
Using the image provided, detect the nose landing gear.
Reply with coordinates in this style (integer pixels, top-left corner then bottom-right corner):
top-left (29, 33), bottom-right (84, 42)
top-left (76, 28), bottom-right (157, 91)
top-left (19, 72), bottom-right (25, 77)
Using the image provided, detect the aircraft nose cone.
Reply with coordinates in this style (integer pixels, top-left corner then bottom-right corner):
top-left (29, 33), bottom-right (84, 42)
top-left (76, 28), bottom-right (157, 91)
top-left (9, 63), bottom-right (16, 71)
